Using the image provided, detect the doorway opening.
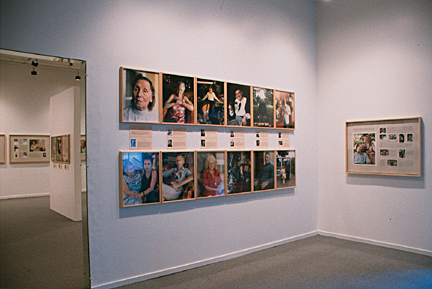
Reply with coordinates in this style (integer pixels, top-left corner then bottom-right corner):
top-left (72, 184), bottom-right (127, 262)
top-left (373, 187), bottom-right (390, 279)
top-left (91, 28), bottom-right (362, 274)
top-left (0, 49), bottom-right (90, 288)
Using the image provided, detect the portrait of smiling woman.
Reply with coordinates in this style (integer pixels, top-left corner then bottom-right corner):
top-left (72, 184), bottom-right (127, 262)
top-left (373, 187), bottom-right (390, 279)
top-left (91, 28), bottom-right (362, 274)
top-left (121, 68), bottom-right (159, 123)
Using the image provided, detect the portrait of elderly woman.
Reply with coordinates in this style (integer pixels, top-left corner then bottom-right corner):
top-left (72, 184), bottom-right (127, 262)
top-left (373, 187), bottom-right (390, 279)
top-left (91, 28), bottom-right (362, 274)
top-left (197, 152), bottom-right (225, 198)
top-left (121, 68), bottom-right (159, 123)
top-left (162, 74), bottom-right (194, 124)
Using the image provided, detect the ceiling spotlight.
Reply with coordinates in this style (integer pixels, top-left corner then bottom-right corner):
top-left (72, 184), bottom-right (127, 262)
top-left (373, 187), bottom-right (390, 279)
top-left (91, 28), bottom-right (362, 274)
top-left (75, 70), bottom-right (81, 81)
top-left (31, 60), bottom-right (38, 67)
top-left (31, 68), bottom-right (37, 75)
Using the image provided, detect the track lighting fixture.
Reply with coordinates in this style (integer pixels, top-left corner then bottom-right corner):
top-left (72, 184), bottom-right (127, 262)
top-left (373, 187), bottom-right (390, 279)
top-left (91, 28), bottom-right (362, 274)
top-left (75, 70), bottom-right (81, 81)
top-left (30, 59), bottom-right (38, 75)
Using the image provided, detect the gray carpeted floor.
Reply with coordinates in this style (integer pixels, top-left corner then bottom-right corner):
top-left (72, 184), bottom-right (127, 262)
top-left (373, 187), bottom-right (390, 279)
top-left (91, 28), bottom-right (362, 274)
top-left (0, 196), bottom-right (84, 289)
top-left (118, 235), bottom-right (432, 289)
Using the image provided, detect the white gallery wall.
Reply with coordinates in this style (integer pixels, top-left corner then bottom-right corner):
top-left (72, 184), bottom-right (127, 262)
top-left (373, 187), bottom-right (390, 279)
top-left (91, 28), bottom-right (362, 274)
top-left (1, 1), bottom-right (318, 288)
top-left (317, 0), bottom-right (432, 254)
top-left (0, 61), bottom-right (80, 199)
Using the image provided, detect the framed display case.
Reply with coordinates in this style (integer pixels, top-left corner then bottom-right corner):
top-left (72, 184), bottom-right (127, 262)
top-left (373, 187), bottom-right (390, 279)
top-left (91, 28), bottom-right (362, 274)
top-left (120, 67), bottom-right (161, 124)
top-left (276, 150), bottom-right (296, 188)
top-left (120, 151), bottom-right (161, 207)
top-left (51, 134), bottom-right (70, 164)
top-left (162, 74), bottom-right (195, 124)
top-left (346, 117), bottom-right (421, 176)
top-left (275, 90), bottom-right (295, 129)
top-left (253, 87), bottom-right (274, 128)
top-left (196, 151), bottom-right (226, 198)
top-left (0, 134), bottom-right (6, 164)
top-left (9, 135), bottom-right (50, 163)
top-left (161, 151), bottom-right (195, 202)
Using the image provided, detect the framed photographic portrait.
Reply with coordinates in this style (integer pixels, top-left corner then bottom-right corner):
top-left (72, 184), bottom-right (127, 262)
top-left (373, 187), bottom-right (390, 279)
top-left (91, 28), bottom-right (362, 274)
top-left (196, 78), bottom-right (225, 125)
top-left (120, 151), bottom-right (161, 207)
top-left (196, 151), bottom-right (226, 198)
top-left (161, 151), bottom-right (195, 202)
top-left (80, 135), bottom-right (86, 161)
top-left (276, 150), bottom-right (296, 188)
top-left (253, 150), bottom-right (275, 191)
top-left (346, 117), bottom-right (421, 176)
top-left (253, 87), bottom-right (274, 128)
top-left (162, 74), bottom-right (195, 124)
top-left (51, 135), bottom-right (70, 164)
top-left (226, 83), bottom-right (251, 127)
top-left (0, 134), bottom-right (6, 164)
top-left (275, 90), bottom-right (295, 129)
top-left (10, 135), bottom-right (50, 163)
top-left (227, 151), bottom-right (252, 195)
top-left (120, 67), bottom-right (160, 123)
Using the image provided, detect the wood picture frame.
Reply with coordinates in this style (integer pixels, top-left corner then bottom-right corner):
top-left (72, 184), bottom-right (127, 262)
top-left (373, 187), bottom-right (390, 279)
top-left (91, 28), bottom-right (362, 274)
top-left (120, 67), bottom-right (161, 124)
top-left (9, 134), bottom-right (50, 163)
top-left (162, 74), bottom-right (195, 125)
top-left (120, 151), bottom-right (161, 207)
top-left (0, 134), bottom-right (6, 164)
top-left (161, 151), bottom-right (195, 202)
top-left (253, 150), bottom-right (276, 192)
top-left (276, 150), bottom-right (296, 188)
top-left (80, 135), bottom-right (86, 161)
top-left (226, 83), bottom-right (252, 127)
top-left (346, 117), bottom-right (421, 176)
top-left (275, 90), bottom-right (295, 129)
top-left (196, 78), bottom-right (225, 126)
top-left (227, 150), bottom-right (252, 195)
top-left (253, 87), bottom-right (274, 128)
top-left (196, 150), bottom-right (226, 198)
top-left (51, 135), bottom-right (71, 164)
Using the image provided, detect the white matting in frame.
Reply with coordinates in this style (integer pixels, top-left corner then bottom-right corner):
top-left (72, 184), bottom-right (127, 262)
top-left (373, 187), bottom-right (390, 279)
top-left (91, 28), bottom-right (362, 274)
top-left (346, 117), bottom-right (421, 176)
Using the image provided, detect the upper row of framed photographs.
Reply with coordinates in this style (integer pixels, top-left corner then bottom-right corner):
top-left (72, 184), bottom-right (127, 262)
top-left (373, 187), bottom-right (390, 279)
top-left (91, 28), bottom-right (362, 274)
top-left (120, 67), bottom-right (295, 129)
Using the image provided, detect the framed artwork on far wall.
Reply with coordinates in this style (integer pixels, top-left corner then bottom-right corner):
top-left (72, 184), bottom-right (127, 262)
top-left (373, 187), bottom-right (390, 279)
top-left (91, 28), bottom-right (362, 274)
top-left (162, 74), bottom-right (195, 124)
top-left (120, 67), bottom-right (161, 124)
top-left (253, 87), bottom-right (274, 128)
top-left (119, 151), bottom-right (161, 207)
top-left (275, 90), bottom-right (295, 129)
top-left (161, 151), bottom-right (195, 202)
top-left (9, 135), bottom-right (50, 163)
top-left (276, 150), bottom-right (296, 188)
top-left (196, 151), bottom-right (226, 198)
top-left (51, 134), bottom-right (70, 164)
top-left (346, 117), bottom-right (421, 176)
top-left (0, 134), bottom-right (6, 164)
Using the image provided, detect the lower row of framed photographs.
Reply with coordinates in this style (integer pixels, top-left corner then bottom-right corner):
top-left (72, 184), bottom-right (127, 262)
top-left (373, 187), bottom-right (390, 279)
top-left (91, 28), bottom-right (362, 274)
top-left (120, 149), bottom-right (296, 207)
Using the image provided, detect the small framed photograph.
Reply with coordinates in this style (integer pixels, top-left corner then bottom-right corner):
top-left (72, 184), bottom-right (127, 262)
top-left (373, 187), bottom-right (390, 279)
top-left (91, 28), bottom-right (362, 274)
top-left (10, 135), bottom-right (50, 163)
top-left (275, 90), bottom-right (295, 129)
top-left (276, 150), bottom-right (296, 188)
top-left (0, 134), bottom-right (6, 164)
top-left (196, 151), bottom-right (226, 198)
top-left (197, 79), bottom-right (225, 125)
top-left (80, 135), bottom-right (86, 161)
top-left (162, 74), bottom-right (195, 124)
top-left (161, 151), bottom-right (195, 201)
top-left (51, 134), bottom-right (70, 164)
top-left (120, 67), bottom-right (160, 123)
top-left (253, 87), bottom-right (274, 127)
top-left (227, 83), bottom-right (251, 127)
top-left (120, 151), bottom-right (160, 207)
top-left (253, 150), bottom-right (275, 191)
top-left (227, 151), bottom-right (252, 194)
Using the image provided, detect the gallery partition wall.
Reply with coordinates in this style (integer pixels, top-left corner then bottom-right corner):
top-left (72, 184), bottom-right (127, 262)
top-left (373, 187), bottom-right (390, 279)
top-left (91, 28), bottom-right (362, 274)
top-left (0, 49), bottom-right (90, 288)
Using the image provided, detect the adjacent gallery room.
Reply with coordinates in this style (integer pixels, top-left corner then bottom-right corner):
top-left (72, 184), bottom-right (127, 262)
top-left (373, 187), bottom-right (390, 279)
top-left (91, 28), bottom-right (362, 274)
top-left (0, 0), bottom-right (431, 288)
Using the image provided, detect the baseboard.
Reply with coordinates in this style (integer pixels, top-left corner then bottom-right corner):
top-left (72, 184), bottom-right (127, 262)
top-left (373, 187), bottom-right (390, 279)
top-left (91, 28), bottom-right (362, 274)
top-left (92, 230), bottom-right (318, 289)
top-left (318, 230), bottom-right (432, 257)
top-left (0, 193), bottom-right (50, 200)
